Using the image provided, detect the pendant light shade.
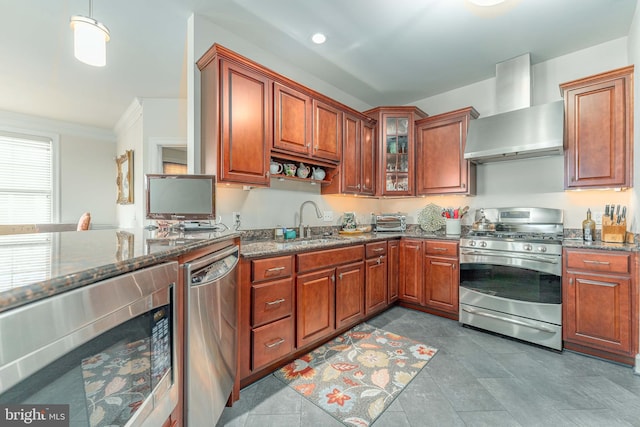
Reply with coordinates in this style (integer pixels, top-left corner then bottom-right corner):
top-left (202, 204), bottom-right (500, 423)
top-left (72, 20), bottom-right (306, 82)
top-left (70, 2), bottom-right (110, 67)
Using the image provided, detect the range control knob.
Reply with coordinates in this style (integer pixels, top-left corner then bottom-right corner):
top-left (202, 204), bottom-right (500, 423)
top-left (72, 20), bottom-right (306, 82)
top-left (537, 246), bottom-right (547, 253)
top-left (469, 240), bottom-right (476, 247)
top-left (479, 241), bottom-right (487, 248)
top-left (523, 243), bottom-right (533, 251)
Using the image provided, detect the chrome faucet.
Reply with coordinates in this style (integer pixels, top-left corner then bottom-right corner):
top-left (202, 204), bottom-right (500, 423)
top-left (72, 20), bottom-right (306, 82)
top-left (298, 200), bottom-right (323, 238)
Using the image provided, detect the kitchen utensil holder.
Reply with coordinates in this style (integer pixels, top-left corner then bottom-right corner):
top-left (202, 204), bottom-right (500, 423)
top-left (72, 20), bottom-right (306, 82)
top-left (602, 217), bottom-right (626, 243)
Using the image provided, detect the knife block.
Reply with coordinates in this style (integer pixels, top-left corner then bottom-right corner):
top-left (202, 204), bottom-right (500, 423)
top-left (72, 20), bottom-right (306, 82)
top-left (602, 216), bottom-right (626, 243)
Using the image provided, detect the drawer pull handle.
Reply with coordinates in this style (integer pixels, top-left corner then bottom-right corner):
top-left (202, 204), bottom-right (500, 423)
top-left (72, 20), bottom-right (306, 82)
top-left (266, 298), bottom-right (286, 306)
top-left (373, 248), bottom-right (384, 252)
top-left (265, 338), bottom-right (285, 348)
top-left (582, 260), bottom-right (610, 265)
top-left (433, 247), bottom-right (448, 251)
top-left (266, 266), bottom-right (286, 273)
top-left (578, 278), bottom-right (617, 288)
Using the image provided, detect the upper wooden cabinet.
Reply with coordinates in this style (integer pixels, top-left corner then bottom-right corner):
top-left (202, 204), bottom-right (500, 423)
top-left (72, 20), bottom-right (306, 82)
top-left (198, 49), bottom-right (272, 186)
top-left (313, 99), bottom-right (342, 162)
top-left (336, 113), bottom-right (376, 196)
top-left (273, 82), bottom-right (312, 156)
top-left (415, 107), bottom-right (479, 195)
top-left (364, 106), bottom-right (428, 196)
top-left (560, 65), bottom-right (634, 189)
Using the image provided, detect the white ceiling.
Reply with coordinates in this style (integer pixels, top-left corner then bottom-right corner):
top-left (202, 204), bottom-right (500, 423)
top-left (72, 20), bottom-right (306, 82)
top-left (1, 0), bottom-right (636, 130)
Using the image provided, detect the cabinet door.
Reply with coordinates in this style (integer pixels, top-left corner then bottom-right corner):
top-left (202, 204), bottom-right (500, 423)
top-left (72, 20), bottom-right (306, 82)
top-left (360, 120), bottom-right (376, 195)
top-left (424, 256), bottom-right (459, 315)
top-left (399, 239), bottom-right (423, 304)
top-left (416, 108), bottom-right (476, 195)
top-left (563, 273), bottom-right (632, 355)
top-left (335, 262), bottom-right (365, 329)
top-left (342, 113), bottom-right (361, 193)
top-left (216, 59), bottom-right (271, 185)
top-left (313, 99), bottom-right (342, 161)
top-left (365, 255), bottom-right (387, 315)
top-left (273, 82), bottom-right (312, 155)
top-left (387, 240), bottom-right (400, 302)
top-left (296, 268), bottom-right (335, 347)
top-left (381, 114), bottom-right (413, 196)
top-left (561, 66), bottom-right (633, 189)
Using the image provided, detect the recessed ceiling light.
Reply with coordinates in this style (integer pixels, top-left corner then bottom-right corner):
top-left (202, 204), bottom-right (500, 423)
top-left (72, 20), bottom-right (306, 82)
top-left (468, 0), bottom-right (506, 6)
top-left (311, 33), bottom-right (326, 44)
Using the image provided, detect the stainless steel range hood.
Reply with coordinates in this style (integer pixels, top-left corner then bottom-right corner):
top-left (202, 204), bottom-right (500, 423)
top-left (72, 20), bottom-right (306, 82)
top-left (464, 54), bottom-right (564, 163)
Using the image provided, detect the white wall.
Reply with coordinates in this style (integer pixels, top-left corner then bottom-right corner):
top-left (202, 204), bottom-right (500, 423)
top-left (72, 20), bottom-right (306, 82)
top-left (0, 110), bottom-right (117, 226)
top-left (115, 98), bottom-right (187, 228)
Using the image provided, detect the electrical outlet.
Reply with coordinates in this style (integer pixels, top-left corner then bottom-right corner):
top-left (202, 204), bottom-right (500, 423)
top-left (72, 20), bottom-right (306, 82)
top-left (233, 212), bottom-right (241, 224)
top-left (323, 210), bottom-right (334, 222)
top-left (594, 211), bottom-right (603, 226)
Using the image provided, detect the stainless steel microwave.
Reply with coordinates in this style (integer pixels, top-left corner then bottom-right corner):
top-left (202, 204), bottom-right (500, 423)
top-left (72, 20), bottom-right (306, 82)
top-left (0, 262), bottom-right (179, 427)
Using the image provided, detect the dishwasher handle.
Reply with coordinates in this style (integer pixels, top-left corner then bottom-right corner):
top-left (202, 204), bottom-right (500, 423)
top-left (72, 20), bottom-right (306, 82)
top-left (187, 244), bottom-right (239, 287)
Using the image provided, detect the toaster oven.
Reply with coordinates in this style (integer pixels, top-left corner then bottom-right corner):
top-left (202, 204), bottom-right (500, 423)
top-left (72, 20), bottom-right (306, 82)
top-left (374, 214), bottom-right (406, 232)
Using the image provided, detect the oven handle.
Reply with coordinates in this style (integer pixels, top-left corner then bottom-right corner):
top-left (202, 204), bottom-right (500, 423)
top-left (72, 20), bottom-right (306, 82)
top-left (461, 307), bottom-right (556, 333)
top-left (460, 250), bottom-right (559, 265)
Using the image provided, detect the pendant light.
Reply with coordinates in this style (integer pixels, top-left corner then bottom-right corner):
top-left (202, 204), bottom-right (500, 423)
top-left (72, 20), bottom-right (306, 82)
top-left (70, 0), bottom-right (110, 67)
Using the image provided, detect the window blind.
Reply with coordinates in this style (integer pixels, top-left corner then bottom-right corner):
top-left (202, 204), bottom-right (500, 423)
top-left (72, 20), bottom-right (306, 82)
top-left (0, 234), bottom-right (52, 291)
top-left (0, 133), bottom-right (53, 224)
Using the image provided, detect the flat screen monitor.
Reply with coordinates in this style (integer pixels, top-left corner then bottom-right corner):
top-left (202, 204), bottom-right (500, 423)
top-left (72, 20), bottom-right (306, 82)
top-left (145, 174), bottom-right (216, 220)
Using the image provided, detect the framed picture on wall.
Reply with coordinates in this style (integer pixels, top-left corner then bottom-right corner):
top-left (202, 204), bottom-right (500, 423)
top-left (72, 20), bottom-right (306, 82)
top-left (116, 150), bottom-right (133, 204)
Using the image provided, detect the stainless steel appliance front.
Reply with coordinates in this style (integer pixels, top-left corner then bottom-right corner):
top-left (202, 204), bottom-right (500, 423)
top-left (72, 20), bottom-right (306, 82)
top-left (0, 262), bottom-right (180, 427)
top-left (459, 207), bottom-right (563, 350)
top-left (184, 244), bottom-right (239, 426)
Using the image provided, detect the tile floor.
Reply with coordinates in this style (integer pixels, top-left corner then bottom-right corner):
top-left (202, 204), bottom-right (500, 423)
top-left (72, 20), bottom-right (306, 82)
top-left (217, 306), bottom-right (640, 427)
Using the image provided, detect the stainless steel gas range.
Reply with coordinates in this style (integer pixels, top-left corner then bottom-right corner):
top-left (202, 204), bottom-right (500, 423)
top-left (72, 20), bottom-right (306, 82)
top-left (459, 207), bottom-right (564, 350)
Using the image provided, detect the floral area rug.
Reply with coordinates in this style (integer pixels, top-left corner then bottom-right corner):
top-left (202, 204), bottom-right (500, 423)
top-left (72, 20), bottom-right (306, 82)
top-left (81, 338), bottom-right (152, 427)
top-left (273, 323), bottom-right (437, 426)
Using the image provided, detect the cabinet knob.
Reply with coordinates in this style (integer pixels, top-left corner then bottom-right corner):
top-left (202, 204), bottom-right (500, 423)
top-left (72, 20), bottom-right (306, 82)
top-left (452, 264), bottom-right (456, 270)
top-left (569, 277), bottom-right (574, 285)
top-left (332, 274), bottom-right (336, 282)
top-left (462, 183), bottom-right (466, 189)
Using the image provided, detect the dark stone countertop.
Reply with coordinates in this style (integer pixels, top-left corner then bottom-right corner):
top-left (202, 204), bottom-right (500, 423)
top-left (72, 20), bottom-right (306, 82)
top-left (0, 228), bottom-right (240, 313)
top-left (562, 238), bottom-right (639, 252)
top-left (240, 230), bottom-right (460, 258)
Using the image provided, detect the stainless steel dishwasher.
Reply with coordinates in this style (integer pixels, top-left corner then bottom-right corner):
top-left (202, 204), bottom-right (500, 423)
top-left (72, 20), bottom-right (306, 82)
top-left (183, 243), bottom-right (239, 426)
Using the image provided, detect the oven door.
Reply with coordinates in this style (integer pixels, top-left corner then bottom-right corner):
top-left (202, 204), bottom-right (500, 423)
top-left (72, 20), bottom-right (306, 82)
top-left (459, 248), bottom-right (562, 350)
top-left (0, 262), bottom-right (179, 427)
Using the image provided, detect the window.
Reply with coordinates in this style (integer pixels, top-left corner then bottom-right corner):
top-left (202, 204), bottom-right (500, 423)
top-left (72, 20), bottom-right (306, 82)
top-left (0, 132), bottom-right (54, 224)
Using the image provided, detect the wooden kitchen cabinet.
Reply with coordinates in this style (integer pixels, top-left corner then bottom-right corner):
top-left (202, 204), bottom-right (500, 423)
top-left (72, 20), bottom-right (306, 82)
top-left (387, 240), bottom-right (400, 302)
top-left (364, 106), bottom-right (428, 196)
top-left (336, 113), bottom-right (376, 195)
top-left (560, 65), bottom-right (634, 189)
top-left (198, 46), bottom-right (271, 186)
top-left (296, 245), bottom-right (365, 348)
top-left (335, 261), bottom-right (366, 329)
top-left (273, 82), bottom-right (312, 156)
top-left (239, 254), bottom-right (295, 381)
top-left (415, 107), bottom-right (478, 195)
top-left (563, 248), bottom-right (638, 365)
top-left (313, 99), bottom-right (342, 162)
top-left (273, 83), bottom-right (342, 163)
top-left (423, 240), bottom-right (459, 318)
top-left (365, 241), bottom-right (388, 315)
top-left (399, 239), bottom-right (424, 304)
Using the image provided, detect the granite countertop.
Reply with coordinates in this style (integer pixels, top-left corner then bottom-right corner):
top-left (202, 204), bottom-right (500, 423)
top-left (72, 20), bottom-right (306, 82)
top-left (0, 228), bottom-right (240, 313)
top-left (562, 238), bottom-right (639, 252)
top-left (240, 230), bottom-right (459, 258)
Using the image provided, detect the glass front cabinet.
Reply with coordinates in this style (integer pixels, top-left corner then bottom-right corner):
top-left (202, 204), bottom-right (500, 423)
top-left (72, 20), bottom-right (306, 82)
top-left (364, 106), bottom-right (428, 196)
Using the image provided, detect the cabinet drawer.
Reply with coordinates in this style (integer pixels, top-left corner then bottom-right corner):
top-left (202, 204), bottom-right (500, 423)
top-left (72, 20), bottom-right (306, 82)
top-left (252, 255), bottom-right (294, 282)
top-left (366, 241), bottom-right (387, 258)
top-left (297, 245), bottom-right (364, 273)
top-left (252, 278), bottom-right (293, 327)
top-left (252, 316), bottom-right (294, 370)
top-left (425, 240), bottom-right (458, 257)
top-left (566, 250), bottom-right (631, 274)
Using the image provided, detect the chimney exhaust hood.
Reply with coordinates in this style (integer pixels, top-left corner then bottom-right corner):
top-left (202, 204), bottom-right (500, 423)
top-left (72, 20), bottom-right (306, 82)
top-left (464, 54), bottom-right (564, 163)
